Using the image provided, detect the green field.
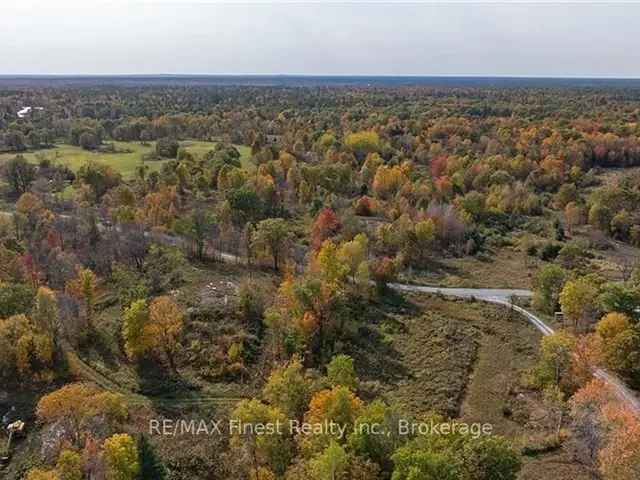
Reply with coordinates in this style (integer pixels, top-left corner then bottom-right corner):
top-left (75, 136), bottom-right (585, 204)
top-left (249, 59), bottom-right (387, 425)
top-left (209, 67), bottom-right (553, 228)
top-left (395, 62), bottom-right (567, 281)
top-left (0, 140), bottom-right (252, 179)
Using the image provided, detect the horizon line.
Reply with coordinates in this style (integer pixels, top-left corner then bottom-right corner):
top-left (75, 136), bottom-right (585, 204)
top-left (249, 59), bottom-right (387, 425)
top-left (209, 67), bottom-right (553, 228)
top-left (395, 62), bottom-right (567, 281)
top-left (2, 73), bottom-right (640, 80)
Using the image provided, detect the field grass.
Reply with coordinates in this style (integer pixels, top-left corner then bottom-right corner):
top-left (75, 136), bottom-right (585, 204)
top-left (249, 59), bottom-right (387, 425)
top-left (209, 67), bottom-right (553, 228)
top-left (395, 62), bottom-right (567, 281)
top-left (402, 228), bottom-right (640, 291)
top-left (350, 292), bottom-right (595, 480)
top-left (0, 140), bottom-right (252, 179)
top-left (388, 295), bottom-right (541, 419)
top-left (400, 245), bottom-right (539, 290)
top-left (347, 293), bottom-right (541, 417)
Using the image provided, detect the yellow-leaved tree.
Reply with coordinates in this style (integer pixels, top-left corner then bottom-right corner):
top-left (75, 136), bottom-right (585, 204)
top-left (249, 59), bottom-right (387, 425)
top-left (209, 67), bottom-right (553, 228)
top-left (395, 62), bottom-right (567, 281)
top-left (559, 276), bottom-right (601, 332)
top-left (301, 386), bottom-right (363, 455)
top-left (36, 383), bottom-right (128, 447)
top-left (32, 286), bottom-right (58, 340)
top-left (122, 299), bottom-right (149, 359)
top-left (25, 469), bottom-right (58, 480)
top-left (144, 296), bottom-right (184, 372)
top-left (66, 267), bottom-right (98, 327)
top-left (230, 399), bottom-right (292, 476)
top-left (0, 314), bottom-right (54, 380)
top-left (103, 433), bottom-right (140, 480)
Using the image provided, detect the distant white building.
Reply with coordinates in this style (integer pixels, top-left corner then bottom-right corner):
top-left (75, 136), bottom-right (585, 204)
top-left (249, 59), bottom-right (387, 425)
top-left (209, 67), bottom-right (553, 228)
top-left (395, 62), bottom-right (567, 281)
top-left (17, 106), bottom-right (43, 118)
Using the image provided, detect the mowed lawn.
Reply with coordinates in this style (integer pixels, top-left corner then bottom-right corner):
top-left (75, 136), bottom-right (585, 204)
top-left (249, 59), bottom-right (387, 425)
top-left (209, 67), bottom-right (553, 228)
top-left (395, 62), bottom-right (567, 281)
top-left (0, 140), bottom-right (252, 179)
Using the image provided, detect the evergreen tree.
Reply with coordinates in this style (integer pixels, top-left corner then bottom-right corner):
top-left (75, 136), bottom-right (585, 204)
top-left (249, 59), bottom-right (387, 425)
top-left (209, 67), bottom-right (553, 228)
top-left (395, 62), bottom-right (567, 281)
top-left (137, 434), bottom-right (166, 480)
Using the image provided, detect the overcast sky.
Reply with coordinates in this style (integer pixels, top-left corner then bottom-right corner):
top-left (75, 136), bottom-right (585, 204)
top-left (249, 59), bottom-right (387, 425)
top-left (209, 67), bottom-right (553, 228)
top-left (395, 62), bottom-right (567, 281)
top-left (2, 1), bottom-right (640, 77)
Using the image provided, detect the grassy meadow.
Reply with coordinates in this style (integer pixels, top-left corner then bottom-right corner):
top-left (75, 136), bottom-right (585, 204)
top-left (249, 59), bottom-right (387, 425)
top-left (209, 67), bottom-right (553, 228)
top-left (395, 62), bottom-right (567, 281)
top-left (0, 140), bottom-right (252, 179)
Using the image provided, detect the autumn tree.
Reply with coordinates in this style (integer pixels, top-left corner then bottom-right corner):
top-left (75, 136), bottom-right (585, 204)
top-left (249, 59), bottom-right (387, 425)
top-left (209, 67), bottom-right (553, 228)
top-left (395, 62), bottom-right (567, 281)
top-left (310, 208), bottom-right (341, 251)
top-left (303, 386), bottom-right (363, 454)
top-left (36, 383), bottom-right (128, 447)
top-left (14, 192), bottom-right (50, 243)
top-left (354, 196), bottom-right (376, 216)
top-left (370, 256), bottom-right (397, 292)
top-left (25, 469), bottom-right (58, 480)
top-left (534, 330), bottom-right (577, 392)
top-left (599, 281), bottom-right (640, 321)
top-left (144, 296), bottom-right (184, 372)
top-left (344, 130), bottom-right (381, 160)
top-left (0, 245), bottom-right (27, 284)
top-left (569, 379), bottom-right (613, 466)
top-left (136, 186), bottom-right (179, 229)
top-left (569, 378), bottom-right (640, 477)
top-left (66, 267), bottom-right (98, 327)
top-left (174, 208), bottom-right (215, 259)
top-left (122, 299), bottom-right (149, 359)
top-left (347, 400), bottom-right (404, 472)
top-left (588, 203), bottom-right (612, 233)
top-left (255, 173), bottom-right (277, 207)
top-left (82, 435), bottom-right (103, 480)
top-left (564, 202), bottom-right (585, 235)
top-left (596, 312), bottom-right (630, 341)
top-left (414, 219), bottom-right (436, 250)
top-left (560, 276), bottom-right (602, 332)
top-left (32, 286), bottom-right (58, 341)
top-left (309, 441), bottom-right (349, 480)
top-left (360, 153), bottom-right (384, 184)
top-left (0, 314), bottom-right (54, 379)
top-left (571, 333), bottom-right (603, 388)
top-left (252, 218), bottom-right (293, 271)
top-left (542, 385), bottom-right (567, 442)
top-left (595, 313), bottom-right (640, 387)
top-left (532, 264), bottom-right (567, 315)
top-left (598, 407), bottom-right (640, 479)
top-left (315, 239), bottom-right (350, 289)
top-left (262, 356), bottom-right (312, 419)
top-left (56, 449), bottom-right (83, 480)
top-left (372, 165), bottom-right (408, 199)
top-left (103, 433), bottom-right (140, 480)
top-left (230, 399), bottom-right (292, 476)
top-left (337, 233), bottom-right (369, 277)
top-left (326, 354), bottom-right (357, 390)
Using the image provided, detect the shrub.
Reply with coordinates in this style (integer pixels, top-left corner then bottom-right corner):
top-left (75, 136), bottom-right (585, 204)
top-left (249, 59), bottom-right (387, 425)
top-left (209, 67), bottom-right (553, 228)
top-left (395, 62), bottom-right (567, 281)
top-left (156, 137), bottom-right (180, 158)
top-left (539, 242), bottom-right (562, 261)
top-left (354, 196), bottom-right (375, 216)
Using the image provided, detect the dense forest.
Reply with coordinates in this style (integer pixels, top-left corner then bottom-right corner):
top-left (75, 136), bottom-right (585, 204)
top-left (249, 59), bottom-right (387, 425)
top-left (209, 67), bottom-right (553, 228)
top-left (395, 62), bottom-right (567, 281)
top-left (1, 83), bottom-right (640, 480)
